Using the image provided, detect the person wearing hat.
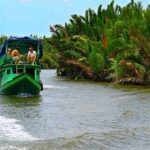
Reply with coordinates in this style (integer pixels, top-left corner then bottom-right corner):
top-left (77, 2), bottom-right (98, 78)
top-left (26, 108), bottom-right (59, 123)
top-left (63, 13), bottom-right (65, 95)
top-left (27, 47), bottom-right (37, 64)
top-left (11, 46), bottom-right (21, 64)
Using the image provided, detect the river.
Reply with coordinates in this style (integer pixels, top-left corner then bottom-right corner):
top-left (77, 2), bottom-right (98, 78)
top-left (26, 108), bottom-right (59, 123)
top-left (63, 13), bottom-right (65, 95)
top-left (0, 69), bottom-right (150, 150)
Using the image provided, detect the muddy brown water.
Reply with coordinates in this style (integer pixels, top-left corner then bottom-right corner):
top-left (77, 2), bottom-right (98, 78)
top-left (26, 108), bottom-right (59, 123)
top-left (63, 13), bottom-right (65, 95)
top-left (0, 69), bottom-right (150, 150)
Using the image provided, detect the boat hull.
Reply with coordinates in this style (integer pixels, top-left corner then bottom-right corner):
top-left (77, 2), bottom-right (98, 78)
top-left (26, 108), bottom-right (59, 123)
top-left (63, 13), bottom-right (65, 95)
top-left (0, 74), bottom-right (42, 95)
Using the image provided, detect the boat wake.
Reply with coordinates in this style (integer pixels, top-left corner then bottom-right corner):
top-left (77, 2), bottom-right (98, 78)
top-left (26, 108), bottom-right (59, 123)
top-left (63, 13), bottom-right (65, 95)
top-left (0, 116), bottom-right (38, 141)
top-left (43, 84), bottom-right (67, 89)
top-left (17, 93), bottom-right (34, 97)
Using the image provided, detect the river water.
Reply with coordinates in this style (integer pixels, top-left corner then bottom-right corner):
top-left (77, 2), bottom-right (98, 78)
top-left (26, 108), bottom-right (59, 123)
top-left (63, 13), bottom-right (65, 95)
top-left (0, 69), bottom-right (150, 150)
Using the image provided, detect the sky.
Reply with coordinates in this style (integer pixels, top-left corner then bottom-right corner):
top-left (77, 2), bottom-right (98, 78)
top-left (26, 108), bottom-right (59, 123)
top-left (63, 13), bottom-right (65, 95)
top-left (0, 0), bottom-right (149, 37)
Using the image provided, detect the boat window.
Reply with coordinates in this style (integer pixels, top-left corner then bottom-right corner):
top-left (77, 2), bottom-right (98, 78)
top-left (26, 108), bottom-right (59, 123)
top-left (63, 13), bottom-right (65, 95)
top-left (7, 69), bottom-right (11, 74)
top-left (12, 67), bottom-right (16, 73)
top-left (18, 69), bottom-right (24, 74)
top-left (26, 68), bottom-right (35, 78)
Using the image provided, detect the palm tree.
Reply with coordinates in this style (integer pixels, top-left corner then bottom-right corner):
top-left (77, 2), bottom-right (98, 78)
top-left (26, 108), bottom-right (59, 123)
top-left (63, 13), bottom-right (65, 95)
top-left (49, 0), bottom-right (150, 84)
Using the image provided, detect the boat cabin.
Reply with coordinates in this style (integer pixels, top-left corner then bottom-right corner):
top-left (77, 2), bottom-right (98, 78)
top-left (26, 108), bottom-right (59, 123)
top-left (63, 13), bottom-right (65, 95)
top-left (0, 37), bottom-right (43, 95)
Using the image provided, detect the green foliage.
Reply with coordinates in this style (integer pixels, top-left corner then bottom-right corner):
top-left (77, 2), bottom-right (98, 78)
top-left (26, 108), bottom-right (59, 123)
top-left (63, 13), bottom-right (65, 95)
top-left (88, 47), bottom-right (104, 73)
top-left (110, 55), bottom-right (124, 77)
top-left (48, 0), bottom-right (150, 83)
top-left (41, 37), bottom-right (58, 68)
top-left (0, 35), bottom-right (6, 46)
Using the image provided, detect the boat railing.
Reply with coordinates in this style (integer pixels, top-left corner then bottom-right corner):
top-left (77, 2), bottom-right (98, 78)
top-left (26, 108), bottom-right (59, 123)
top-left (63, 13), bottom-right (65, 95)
top-left (4, 54), bottom-right (39, 65)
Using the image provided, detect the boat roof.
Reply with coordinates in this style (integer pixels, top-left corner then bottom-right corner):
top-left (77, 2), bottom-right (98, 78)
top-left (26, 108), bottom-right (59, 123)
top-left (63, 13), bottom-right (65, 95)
top-left (6, 36), bottom-right (38, 41)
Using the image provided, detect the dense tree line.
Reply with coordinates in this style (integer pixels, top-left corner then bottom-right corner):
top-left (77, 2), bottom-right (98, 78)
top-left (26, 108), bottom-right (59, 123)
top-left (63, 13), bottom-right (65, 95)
top-left (49, 0), bottom-right (150, 85)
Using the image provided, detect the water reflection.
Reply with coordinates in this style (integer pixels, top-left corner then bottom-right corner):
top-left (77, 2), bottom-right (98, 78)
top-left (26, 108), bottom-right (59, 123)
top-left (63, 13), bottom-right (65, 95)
top-left (0, 95), bottom-right (41, 107)
top-left (113, 84), bottom-right (150, 92)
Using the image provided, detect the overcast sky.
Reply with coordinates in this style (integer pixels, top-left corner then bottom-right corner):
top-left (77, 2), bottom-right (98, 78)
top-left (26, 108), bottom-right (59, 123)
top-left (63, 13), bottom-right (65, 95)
top-left (0, 0), bottom-right (149, 37)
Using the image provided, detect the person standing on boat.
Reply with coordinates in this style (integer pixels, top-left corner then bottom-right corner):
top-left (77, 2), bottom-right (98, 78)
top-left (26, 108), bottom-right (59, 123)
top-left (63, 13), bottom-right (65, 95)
top-left (11, 46), bottom-right (21, 64)
top-left (27, 47), bottom-right (37, 64)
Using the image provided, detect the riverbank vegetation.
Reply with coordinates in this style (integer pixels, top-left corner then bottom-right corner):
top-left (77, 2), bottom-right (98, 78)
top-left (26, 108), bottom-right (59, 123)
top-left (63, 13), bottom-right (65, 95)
top-left (49, 0), bottom-right (150, 85)
top-left (1, 0), bottom-right (150, 85)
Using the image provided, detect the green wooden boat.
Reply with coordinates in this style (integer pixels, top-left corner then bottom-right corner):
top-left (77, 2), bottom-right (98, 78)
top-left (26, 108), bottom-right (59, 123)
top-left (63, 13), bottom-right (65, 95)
top-left (0, 36), bottom-right (43, 96)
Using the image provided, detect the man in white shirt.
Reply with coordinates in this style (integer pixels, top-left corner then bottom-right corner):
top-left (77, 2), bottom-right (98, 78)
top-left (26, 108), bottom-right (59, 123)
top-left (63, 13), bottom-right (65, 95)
top-left (27, 47), bottom-right (37, 64)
